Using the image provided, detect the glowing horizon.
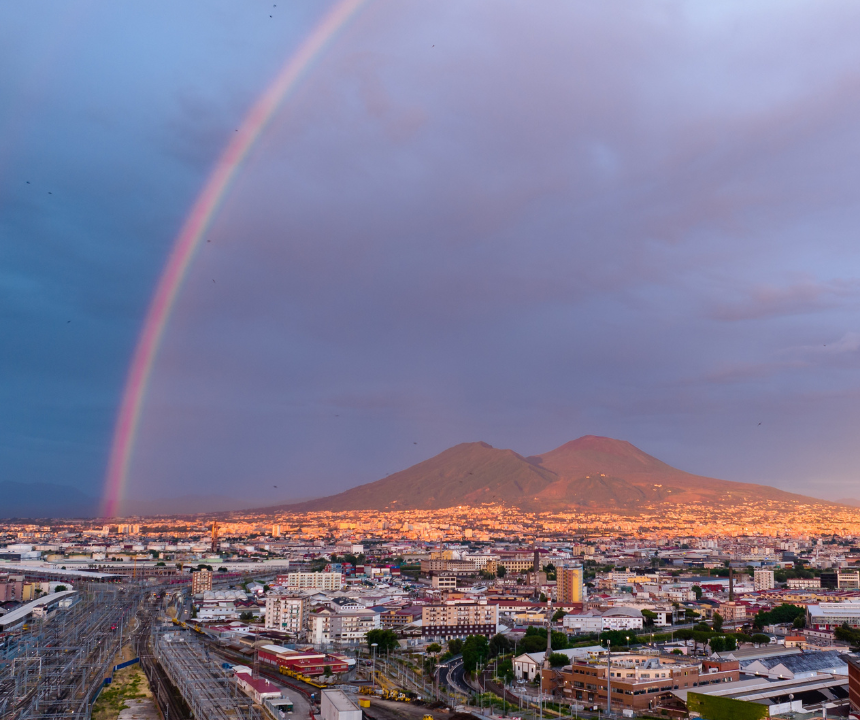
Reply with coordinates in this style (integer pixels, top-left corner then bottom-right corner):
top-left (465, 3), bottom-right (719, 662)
top-left (100, 0), bottom-right (367, 518)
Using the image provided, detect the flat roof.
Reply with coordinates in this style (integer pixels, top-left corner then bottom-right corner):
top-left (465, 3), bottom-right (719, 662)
top-left (323, 689), bottom-right (358, 713)
top-left (0, 590), bottom-right (78, 628)
top-left (0, 563), bottom-right (122, 580)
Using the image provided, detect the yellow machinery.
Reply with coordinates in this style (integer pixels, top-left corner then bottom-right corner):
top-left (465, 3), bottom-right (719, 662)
top-left (359, 699), bottom-right (371, 708)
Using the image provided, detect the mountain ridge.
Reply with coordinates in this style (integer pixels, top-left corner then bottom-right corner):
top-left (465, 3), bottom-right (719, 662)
top-left (274, 435), bottom-right (825, 513)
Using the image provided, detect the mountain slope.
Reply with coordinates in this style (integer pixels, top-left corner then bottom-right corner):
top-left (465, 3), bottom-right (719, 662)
top-left (278, 435), bottom-right (822, 512)
top-left (288, 442), bottom-right (559, 511)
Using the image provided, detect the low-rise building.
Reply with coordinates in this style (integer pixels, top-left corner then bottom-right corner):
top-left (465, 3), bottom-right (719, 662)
top-left (562, 607), bottom-right (643, 634)
top-left (543, 655), bottom-right (739, 713)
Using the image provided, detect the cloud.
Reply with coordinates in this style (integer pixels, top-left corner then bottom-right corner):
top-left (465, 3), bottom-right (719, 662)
top-left (710, 280), bottom-right (860, 321)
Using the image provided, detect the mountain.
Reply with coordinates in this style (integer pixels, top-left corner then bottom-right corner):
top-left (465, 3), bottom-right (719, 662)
top-left (0, 481), bottom-right (98, 519)
top-left (280, 435), bottom-right (822, 513)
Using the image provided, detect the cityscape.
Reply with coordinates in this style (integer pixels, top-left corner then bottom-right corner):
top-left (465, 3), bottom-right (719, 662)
top-left (5, 2), bottom-right (860, 720)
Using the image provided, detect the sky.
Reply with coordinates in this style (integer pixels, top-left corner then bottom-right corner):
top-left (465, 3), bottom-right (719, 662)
top-left (3, 1), bottom-right (860, 512)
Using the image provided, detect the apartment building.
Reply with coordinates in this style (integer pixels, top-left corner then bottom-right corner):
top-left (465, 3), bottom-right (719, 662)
top-left (265, 594), bottom-right (309, 636)
top-left (485, 558), bottom-right (534, 575)
top-left (753, 569), bottom-right (775, 592)
top-left (432, 573), bottom-right (457, 590)
top-left (421, 600), bottom-right (498, 640)
top-left (786, 577), bottom-right (821, 589)
top-left (543, 656), bottom-right (739, 713)
top-left (562, 607), bottom-right (643, 634)
top-left (420, 559), bottom-right (478, 575)
top-left (279, 572), bottom-right (343, 591)
top-left (557, 566), bottom-right (584, 604)
top-left (191, 568), bottom-right (212, 595)
top-left (717, 601), bottom-right (747, 623)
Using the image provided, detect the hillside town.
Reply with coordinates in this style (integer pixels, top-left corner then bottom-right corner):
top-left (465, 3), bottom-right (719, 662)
top-left (6, 503), bottom-right (860, 718)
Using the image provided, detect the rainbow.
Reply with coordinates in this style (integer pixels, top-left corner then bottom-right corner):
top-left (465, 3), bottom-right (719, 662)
top-left (101, 0), bottom-right (367, 517)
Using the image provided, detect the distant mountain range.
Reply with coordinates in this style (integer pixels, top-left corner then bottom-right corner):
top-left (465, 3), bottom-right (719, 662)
top-left (275, 435), bottom-right (826, 513)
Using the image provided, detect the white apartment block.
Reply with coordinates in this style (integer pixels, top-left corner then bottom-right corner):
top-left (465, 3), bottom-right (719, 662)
top-left (309, 607), bottom-right (380, 645)
top-left (282, 572), bottom-right (343, 591)
top-left (421, 600), bottom-right (498, 639)
top-left (754, 569), bottom-right (775, 592)
top-left (265, 594), bottom-right (308, 636)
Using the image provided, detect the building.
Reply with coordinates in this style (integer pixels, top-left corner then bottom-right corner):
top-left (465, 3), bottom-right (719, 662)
top-left (562, 607), bottom-right (643, 634)
top-left (753, 569), bottom-right (775, 592)
top-left (432, 573), bottom-right (457, 590)
top-left (236, 674), bottom-right (284, 704)
top-left (557, 567), bottom-right (584, 604)
top-left (309, 607), bottom-right (380, 645)
top-left (717, 601), bottom-right (746, 623)
top-left (787, 577), bottom-right (821, 589)
top-left (321, 689), bottom-right (362, 720)
top-left (514, 646), bottom-right (605, 681)
top-left (191, 569), bottom-right (212, 595)
top-left (485, 558), bottom-right (534, 576)
top-left (543, 655), bottom-right (739, 713)
top-left (420, 559), bottom-right (478, 576)
top-left (421, 600), bottom-right (498, 640)
top-left (279, 572), bottom-right (343, 591)
top-left (265, 594), bottom-right (308, 636)
top-left (272, 525), bottom-right (281, 538)
top-left (257, 644), bottom-right (352, 677)
top-left (807, 602), bottom-right (860, 631)
top-left (380, 606), bottom-right (421, 629)
top-left (739, 650), bottom-right (847, 679)
top-left (847, 655), bottom-right (860, 714)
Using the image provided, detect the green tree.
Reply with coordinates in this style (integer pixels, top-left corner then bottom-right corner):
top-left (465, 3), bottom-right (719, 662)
top-left (461, 634), bottom-right (490, 674)
top-left (239, 611), bottom-right (254, 622)
top-left (753, 604), bottom-right (805, 630)
top-left (552, 609), bottom-right (567, 622)
top-left (641, 609), bottom-right (657, 627)
top-left (793, 615), bottom-right (806, 629)
top-left (427, 643), bottom-right (442, 654)
top-left (496, 565), bottom-right (507, 578)
top-left (448, 638), bottom-right (464, 655)
top-left (599, 630), bottom-right (638, 648)
top-left (709, 636), bottom-right (725, 653)
top-left (489, 633), bottom-right (512, 657)
top-left (323, 665), bottom-right (333, 678)
top-left (712, 612), bottom-right (724, 632)
top-left (366, 629), bottom-right (399, 653)
top-left (691, 585), bottom-right (703, 600)
top-left (55, 585), bottom-right (67, 592)
top-left (547, 652), bottom-right (569, 667)
top-left (751, 633), bottom-right (771, 645)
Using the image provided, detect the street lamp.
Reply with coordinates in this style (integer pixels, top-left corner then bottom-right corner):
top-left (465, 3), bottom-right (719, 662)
top-left (371, 643), bottom-right (378, 689)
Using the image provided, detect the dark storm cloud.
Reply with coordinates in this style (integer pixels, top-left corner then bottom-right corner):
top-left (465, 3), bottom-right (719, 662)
top-left (5, 1), bottom-right (860, 509)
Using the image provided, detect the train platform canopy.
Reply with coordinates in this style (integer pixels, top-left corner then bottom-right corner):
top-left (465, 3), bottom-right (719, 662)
top-left (0, 590), bottom-right (78, 630)
top-left (0, 563), bottom-right (124, 581)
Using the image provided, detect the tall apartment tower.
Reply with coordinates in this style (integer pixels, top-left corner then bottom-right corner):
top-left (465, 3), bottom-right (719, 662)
top-left (754, 569), bottom-right (775, 592)
top-left (557, 566), bottom-right (584, 604)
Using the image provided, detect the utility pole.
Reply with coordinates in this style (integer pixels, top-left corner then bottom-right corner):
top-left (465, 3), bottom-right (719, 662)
top-left (606, 639), bottom-right (611, 716)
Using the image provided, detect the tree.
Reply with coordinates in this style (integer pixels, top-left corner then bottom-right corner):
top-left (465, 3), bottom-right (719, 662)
top-left (55, 585), bottom-right (67, 592)
top-left (239, 611), bottom-right (254, 622)
top-left (753, 604), bottom-right (805, 630)
top-left (548, 653), bottom-right (569, 667)
top-left (709, 636), bottom-right (725, 653)
top-left (723, 635), bottom-right (737, 651)
top-left (423, 655), bottom-right (437, 676)
top-left (691, 585), bottom-right (703, 600)
top-left (552, 609), bottom-right (567, 622)
top-left (489, 633), bottom-right (512, 657)
top-left (751, 633), bottom-right (771, 645)
top-left (156, 561), bottom-right (166, 567)
top-left (641, 609), bottom-right (657, 627)
top-left (793, 615), bottom-right (806, 629)
top-left (462, 634), bottom-right (490, 674)
top-left (323, 665), bottom-right (333, 678)
top-left (599, 630), bottom-right (638, 648)
top-left (427, 643), bottom-right (442, 654)
top-left (218, 566), bottom-right (227, 572)
top-left (448, 638), bottom-right (464, 655)
top-left (712, 612), bottom-right (724, 632)
top-left (366, 629), bottom-right (399, 653)
top-left (496, 565), bottom-right (507, 578)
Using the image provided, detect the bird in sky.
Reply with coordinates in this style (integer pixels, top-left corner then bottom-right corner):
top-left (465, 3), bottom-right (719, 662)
top-left (758, 422), bottom-right (762, 426)
top-left (273, 485), bottom-right (278, 488)
top-left (413, 442), bottom-right (417, 445)
top-left (48, 191), bottom-right (52, 194)
top-left (26, 181), bottom-right (30, 184)
top-left (67, 320), bottom-right (71, 323)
